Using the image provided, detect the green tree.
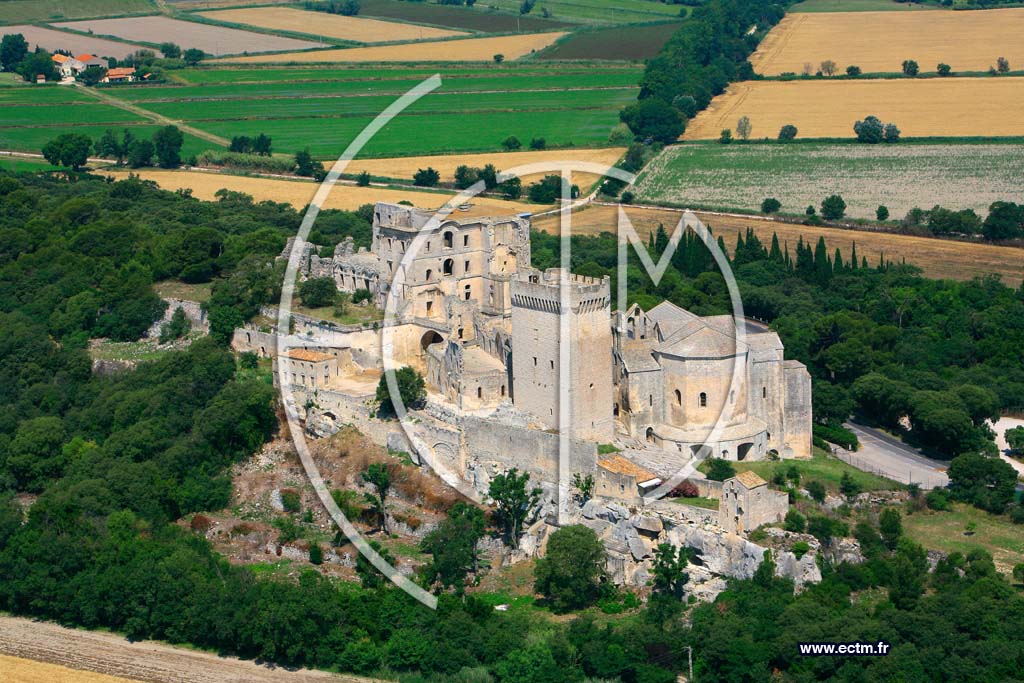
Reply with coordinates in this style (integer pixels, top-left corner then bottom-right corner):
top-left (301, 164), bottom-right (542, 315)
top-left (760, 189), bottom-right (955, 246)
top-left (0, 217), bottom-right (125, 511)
top-left (778, 124), bottom-right (798, 141)
top-left (821, 194), bottom-right (846, 220)
top-left (705, 457), bottom-right (735, 481)
top-left (883, 122), bottom-right (901, 143)
top-left (879, 508), bottom-right (902, 550)
top-left (997, 56), bottom-right (1010, 73)
top-left (298, 276), bottom-right (337, 308)
top-left (784, 509), bottom-right (805, 532)
top-left (488, 468), bottom-right (541, 548)
top-left (152, 125), bottom-right (184, 168)
top-left (1006, 426), bottom-right (1024, 455)
top-left (571, 472), bottom-right (594, 504)
top-left (534, 525), bottom-right (606, 611)
top-left (845, 64), bottom-right (861, 76)
top-left (252, 133), bottom-right (272, 156)
top-left (356, 170), bottom-right (371, 186)
top-left (412, 167), bottom-right (440, 187)
top-left (294, 148), bottom-right (323, 178)
top-left (183, 48), bottom-right (205, 66)
top-left (806, 480), bottom-right (826, 503)
top-left (937, 62), bottom-right (951, 76)
top-left (79, 65), bottom-right (107, 86)
top-left (374, 366), bottom-right (426, 417)
top-left (948, 451), bottom-right (1017, 513)
top-left (501, 135), bottom-right (521, 151)
top-left (17, 50), bottom-right (57, 82)
top-left (619, 98), bottom-right (685, 143)
top-left (308, 542), bottom-right (323, 565)
top-left (761, 197), bottom-right (781, 214)
top-left (839, 471), bottom-right (861, 498)
top-left (42, 133), bottom-right (92, 170)
top-left (420, 502), bottom-right (486, 593)
top-left (127, 139), bottom-right (154, 168)
top-left (650, 543), bottom-right (690, 600)
top-left (901, 59), bottom-right (919, 76)
top-left (355, 539), bottom-right (395, 589)
top-left (159, 306), bottom-right (191, 343)
top-left (160, 42), bottom-right (181, 59)
top-left (529, 136), bottom-right (546, 150)
top-left (854, 115), bottom-right (885, 143)
top-left (361, 462), bottom-right (392, 533)
top-left (719, 128), bottom-right (733, 144)
top-left (876, 205), bottom-right (889, 221)
top-left (0, 33), bottom-right (28, 71)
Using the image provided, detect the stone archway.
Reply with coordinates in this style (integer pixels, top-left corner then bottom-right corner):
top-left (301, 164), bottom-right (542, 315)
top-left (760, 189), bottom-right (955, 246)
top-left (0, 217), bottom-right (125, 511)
top-left (737, 442), bottom-right (754, 461)
top-left (645, 426), bottom-right (655, 443)
top-left (420, 330), bottom-right (443, 355)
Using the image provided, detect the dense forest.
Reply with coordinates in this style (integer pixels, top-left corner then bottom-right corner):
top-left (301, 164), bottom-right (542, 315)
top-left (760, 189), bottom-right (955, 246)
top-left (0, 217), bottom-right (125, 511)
top-left (1, 172), bottom-right (1023, 682)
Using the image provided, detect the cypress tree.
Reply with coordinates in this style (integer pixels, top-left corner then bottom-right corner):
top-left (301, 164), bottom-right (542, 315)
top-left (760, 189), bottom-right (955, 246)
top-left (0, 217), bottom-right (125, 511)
top-left (850, 241), bottom-right (858, 270)
top-left (834, 247), bottom-right (844, 272)
top-left (768, 232), bottom-right (783, 262)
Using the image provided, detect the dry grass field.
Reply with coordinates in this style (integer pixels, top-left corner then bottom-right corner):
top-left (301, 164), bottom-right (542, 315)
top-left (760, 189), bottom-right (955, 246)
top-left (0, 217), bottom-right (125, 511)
top-left (218, 31), bottom-right (567, 63)
top-left (53, 16), bottom-right (320, 55)
top-left (345, 147), bottom-right (625, 186)
top-left (0, 655), bottom-right (143, 683)
top-left (751, 9), bottom-right (1024, 75)
top-left (0, 615), bottom-right (376, 683)
top-left (1, 25), bottom-right (144, 59)
top-left (683, 77), bottom-right (1024, 139)
top-left (106, 169), bottom-right (544, 216)
top-left (532, 203), bottom-right (1023, 285)
top-left (199, 7), bottom-right (468, 43)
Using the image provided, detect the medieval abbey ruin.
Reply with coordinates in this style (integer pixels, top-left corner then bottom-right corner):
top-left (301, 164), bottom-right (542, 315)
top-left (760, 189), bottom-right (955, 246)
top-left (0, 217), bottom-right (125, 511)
top-left (234, 203), bottom-right (814, 583)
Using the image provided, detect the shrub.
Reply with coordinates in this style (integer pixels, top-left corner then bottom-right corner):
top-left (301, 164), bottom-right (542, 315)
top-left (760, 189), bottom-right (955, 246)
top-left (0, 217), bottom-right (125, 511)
top-left (309, 542), bottom-right (323, 565)
top-left (280, 488), bottom-right (301, 513)
top-left (671, 480), bottom-right (700, 498)
top-left (493, 53), bottom-right (504, 63)
top-left (761, 197), bottom-right (781, 214)
top-left (996, 56), bottom-right (1010, 73)
top-left (845, 65), bottom-right (861, 77)
top-left (501, 135), bottom-right (521, 151)
top-left (529, 137), bottom-right (546, 150)
top-left (854, 115), bottom-right (885, 143)
top-left (356, 170), bottom-right (370, 186)
top-left (705, 457), bottom-right (736, 481)
top-left (925, 488), bottom-right (950, 511)
top-left (238, 351), bottom-right (258, 369)
top-left (190, 514), bottom-right (213, 533)
top-left (784, 509), bottom-right (806, 533)
top-left (901, 59), bottom-right (919, 76)
top-left (883, 123), bottom-right (901, 143)
top-left (620, 191), bottom-right (634, 204)
top-left (791, 540), bottom-right (810, 559)
top-left (806, 480), bottom-right (826, 503)
top-left (937, 63), bottom-right (951, 76)
top-left (813, 423), bottom-right (859, 450)
top-left (876, 205), bottom-right (889, 221)
top-left (719, 128), bottom-right (733, 144)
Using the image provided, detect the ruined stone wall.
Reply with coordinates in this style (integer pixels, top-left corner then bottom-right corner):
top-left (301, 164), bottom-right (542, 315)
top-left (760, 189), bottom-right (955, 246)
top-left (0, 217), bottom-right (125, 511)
top-left (147, 298), bottom-right (208, 338)
top-left (784, 360), bottom-right (813, 458)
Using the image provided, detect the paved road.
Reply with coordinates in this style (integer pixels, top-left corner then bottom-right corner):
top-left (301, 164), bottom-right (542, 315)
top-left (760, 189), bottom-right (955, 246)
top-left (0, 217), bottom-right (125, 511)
top-left (843, 423), bottom-right (949, 489)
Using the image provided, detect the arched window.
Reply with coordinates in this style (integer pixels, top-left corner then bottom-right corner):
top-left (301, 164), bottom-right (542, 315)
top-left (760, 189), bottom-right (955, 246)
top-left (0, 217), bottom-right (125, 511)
top-left (699, 392), bottom-right (708, 408)
top-left (443, 258), bottom-right (454, 275)
top-left (674, 389), bottom-right (682, 406)
top-left (443, 231), bottom-right (453, 249)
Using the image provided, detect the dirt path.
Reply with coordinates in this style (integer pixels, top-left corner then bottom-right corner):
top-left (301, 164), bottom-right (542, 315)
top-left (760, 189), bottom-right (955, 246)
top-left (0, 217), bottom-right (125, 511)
top-left (73, 84), bottom-right (228, 148)
top-left (0, 615), bottom-right (376, 683)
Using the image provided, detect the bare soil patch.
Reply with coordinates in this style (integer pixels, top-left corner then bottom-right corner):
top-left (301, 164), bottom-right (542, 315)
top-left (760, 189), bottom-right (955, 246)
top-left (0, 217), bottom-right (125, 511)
top-left (53, 16), bottom-right (320, 55)
top-left (1, 24), bottom-right (144, 59)
top-left (216, 31), bottom-right (567, 63)
top-left (199, 7), bottom-right (468, 43)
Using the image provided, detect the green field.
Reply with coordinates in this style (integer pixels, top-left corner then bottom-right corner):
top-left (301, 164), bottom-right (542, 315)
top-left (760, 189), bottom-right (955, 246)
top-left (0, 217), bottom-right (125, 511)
top-left (5, 64), bottom-right (638, 159)
top-left (701, 449), bottom-right (898, 493)
top-left (483, 0), bottom-right (684, 24)
top-left (634, 141), bottom-right (1024, 220)
top-left (0, 0), bottom-right (153, 24)
top-left (790, 0), bottom-right (940, 11)
top-left (0, 124), bottom-right (208, 157)
top-left (0, 155), bottom-right (59, 172)
top-left (197, 107), bottom-right (625, 157)
top-left (539, 21), bottom-right (683, 60)
top-left (122, 70), bottom-right (642, 101)
top-left (904, 503), bottom-right (1024, 573)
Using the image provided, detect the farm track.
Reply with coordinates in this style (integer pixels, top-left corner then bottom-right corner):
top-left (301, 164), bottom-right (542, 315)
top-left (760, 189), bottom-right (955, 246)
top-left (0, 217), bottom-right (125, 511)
top-left (0, 614), bottom-right (379, 683)
top-left (74, 84), bottom-right (229, 148)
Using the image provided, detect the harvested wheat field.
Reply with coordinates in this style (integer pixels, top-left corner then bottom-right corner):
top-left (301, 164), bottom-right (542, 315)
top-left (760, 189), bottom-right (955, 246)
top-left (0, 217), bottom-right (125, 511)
top-left (0, 615), bottom-right (376, 683)
top-left (199, 7), bottom-right (468, 43)
top-left (751, 9), bottom-right (1024, 75)
top-left (53, 16), bottom-right (320, 56)
top-left (217, 31), bottom-right (567, 63)
top-left (683, 77), bottom-right (1024, 139)
top-left (107, 169), bottom-right (542, 216)
top-left (1, 25), bottom-right (144, 60)
top-left (533, 203), bottom-right (1023, 286)
top-left (346, 147), bottom-right (626, 187)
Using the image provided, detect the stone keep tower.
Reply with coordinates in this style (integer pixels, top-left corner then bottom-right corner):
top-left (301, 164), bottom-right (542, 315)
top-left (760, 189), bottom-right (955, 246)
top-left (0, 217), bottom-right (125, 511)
top-left (510, 268), bottom-right (614, 442)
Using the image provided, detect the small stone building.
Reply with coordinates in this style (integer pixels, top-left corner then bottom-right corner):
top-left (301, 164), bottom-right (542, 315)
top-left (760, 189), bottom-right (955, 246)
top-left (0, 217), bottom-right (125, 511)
top-left (718, 471), bottom-right (788, 534)
top-left (595, 454), bottom-right (663, 503)
top-left (276, 348), bottom-right (337, 389)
